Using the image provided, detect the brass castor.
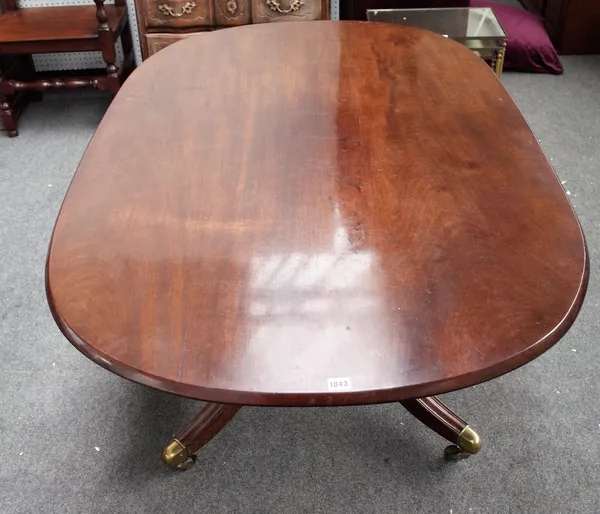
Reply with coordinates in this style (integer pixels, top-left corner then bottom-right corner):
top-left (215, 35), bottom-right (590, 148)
top-left (162, 440), bottom-right (197, 471)
top-left (444, 426), bottom-right (482, 462)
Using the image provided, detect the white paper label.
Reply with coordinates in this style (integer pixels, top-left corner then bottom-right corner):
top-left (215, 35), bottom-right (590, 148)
top-left (327, 377), bottom-right (352, 391)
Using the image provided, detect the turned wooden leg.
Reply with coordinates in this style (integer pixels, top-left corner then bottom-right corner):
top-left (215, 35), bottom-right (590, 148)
top-left (0, 96), bottom-right (18, 137)
top-left (100, 38), bottom-right (119, 95)
top-left (163, 402), bottom-right (241, 470)
top-left (400, 396), bottom-right (481, 461)
top-left (95, 0), bottom-right (119, 95)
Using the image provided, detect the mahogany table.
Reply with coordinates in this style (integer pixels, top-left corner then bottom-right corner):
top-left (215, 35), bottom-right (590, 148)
top-left (46, 21), bottom-right (588, 470)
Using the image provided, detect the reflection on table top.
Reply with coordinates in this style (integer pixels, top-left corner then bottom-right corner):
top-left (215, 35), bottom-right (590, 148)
top-left (367, 8), bottom-right (506, 41)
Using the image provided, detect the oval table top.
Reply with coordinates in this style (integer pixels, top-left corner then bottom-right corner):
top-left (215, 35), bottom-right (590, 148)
top-left (46, 21), bottom-right (588, 406)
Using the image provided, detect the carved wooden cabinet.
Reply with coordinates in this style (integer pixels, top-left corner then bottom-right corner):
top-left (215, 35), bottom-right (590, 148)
top-left (135, 0), bottom-right (329, 58)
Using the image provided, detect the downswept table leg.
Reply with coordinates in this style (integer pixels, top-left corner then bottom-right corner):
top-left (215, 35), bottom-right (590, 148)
top-left (163, 402), bottom-right (241, 470)
top-left (400, 396), bottom-right (482, 461)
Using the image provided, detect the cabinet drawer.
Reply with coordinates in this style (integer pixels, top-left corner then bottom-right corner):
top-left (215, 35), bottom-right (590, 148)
top-left (251, 0), bottom-right (324, 23)
top-left (145, 0), bottom-right (213, 28)
top-left (146, 33), bottom-right (201, 56)
top-left (214, 0), bottom-right (251, 25)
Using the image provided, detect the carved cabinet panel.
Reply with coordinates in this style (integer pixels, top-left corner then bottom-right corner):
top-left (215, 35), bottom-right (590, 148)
top-left (145, 0), bottom-right (213, 28)
top-left (214, 0), bottom-right (251, 25)
top-left (251, 0), bottom-right (324, 23)
top-left (147, 33), bottom-right (197, 56)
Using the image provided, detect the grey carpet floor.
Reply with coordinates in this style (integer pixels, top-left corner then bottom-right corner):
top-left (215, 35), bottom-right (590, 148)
top-left (1, 56), bottom-right (600, 514)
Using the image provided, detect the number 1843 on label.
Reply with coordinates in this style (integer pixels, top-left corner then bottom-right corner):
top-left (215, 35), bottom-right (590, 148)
top-left (327, 377), bottom-right (352, 391)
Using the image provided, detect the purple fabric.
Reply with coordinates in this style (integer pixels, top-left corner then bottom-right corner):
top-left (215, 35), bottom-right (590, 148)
top-left (470, 0), bottom-right (563, 74)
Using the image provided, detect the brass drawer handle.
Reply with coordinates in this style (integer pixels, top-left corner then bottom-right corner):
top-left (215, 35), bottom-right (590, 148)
top-left (226, 0), bottom-right (238, 14)
top-left (265, 0), bottom-right (303, 14)
top-left (158, 1), bottom-right (197, 17)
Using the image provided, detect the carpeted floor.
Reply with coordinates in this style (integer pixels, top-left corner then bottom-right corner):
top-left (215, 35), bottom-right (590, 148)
top-left (1, 55), bottom-right (600, 513)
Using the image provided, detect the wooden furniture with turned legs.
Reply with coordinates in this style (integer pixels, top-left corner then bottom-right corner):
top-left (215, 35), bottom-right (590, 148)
top-left (0, 0), bottom-right (134, 137)
top-left (161, 398), bottom-right (480, 470)
top-left (46, 22), bottom-right (588, 471)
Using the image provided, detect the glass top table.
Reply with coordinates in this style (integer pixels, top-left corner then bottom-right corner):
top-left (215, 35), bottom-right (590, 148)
top-left (367, 8), bottom-right (507, 76)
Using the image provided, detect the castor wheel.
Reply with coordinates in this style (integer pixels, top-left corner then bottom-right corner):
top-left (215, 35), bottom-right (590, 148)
top-left (444, 426), bottom-right (482, 461)
top-left (444, 444), bottom-right (471, 462)
top-left (163, 440), bottom-right (197, 471)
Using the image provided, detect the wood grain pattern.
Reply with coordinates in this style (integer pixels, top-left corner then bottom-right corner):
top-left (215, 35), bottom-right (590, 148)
top-left (401, 396), bottom-right (466, 444)
top-left (46, 21), bottom-right (588, 406)
top-left (175, 403), bottom-right (241, 454)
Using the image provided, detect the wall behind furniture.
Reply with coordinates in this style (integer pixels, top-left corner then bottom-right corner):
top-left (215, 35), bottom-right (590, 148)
top-left (22, 0), bottom-right (339, 70)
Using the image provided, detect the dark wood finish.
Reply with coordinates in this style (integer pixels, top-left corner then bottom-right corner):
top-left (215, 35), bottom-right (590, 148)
top-left (1, 0), bottom-right (19, 13)
top-left (0, 5), bottom-right (127, 44)
top-left (544, 0), bottom-right (564, 33)
top-left (175, 403), bottom-right (240, 454)
top-left (0, 54), bottom-right (37, 137)
top-left (163, 401), bottom-right (240, 468)
top-left (8, 76), bottom-right (103, 90)
top-left (519, 0), bottom-right (537, 9)
top-left (134, 0), bottom-right (329, 59)
top-left (340, 0), bottom-right (468, 20)
top-left (0, 0), bottom-right (134, 135)
top-left (5, 57), bottom-right (133, 92)
top-left (1, 39), bottom-right (110, 55)
top-left (0, 96), bottom-right (17, 137)
top-left (521, 0), bottom-right (546, 10)
top-left (401, 397), bottom-right (466, 445)
top-left (46, 21), bottom-right (588, 407)
top-left (520, 0), bottom-right (600, 54)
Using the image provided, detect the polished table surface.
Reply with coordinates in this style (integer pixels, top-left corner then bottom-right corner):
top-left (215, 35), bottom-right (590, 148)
top-left (46, 21), bottom-right (588, 407)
